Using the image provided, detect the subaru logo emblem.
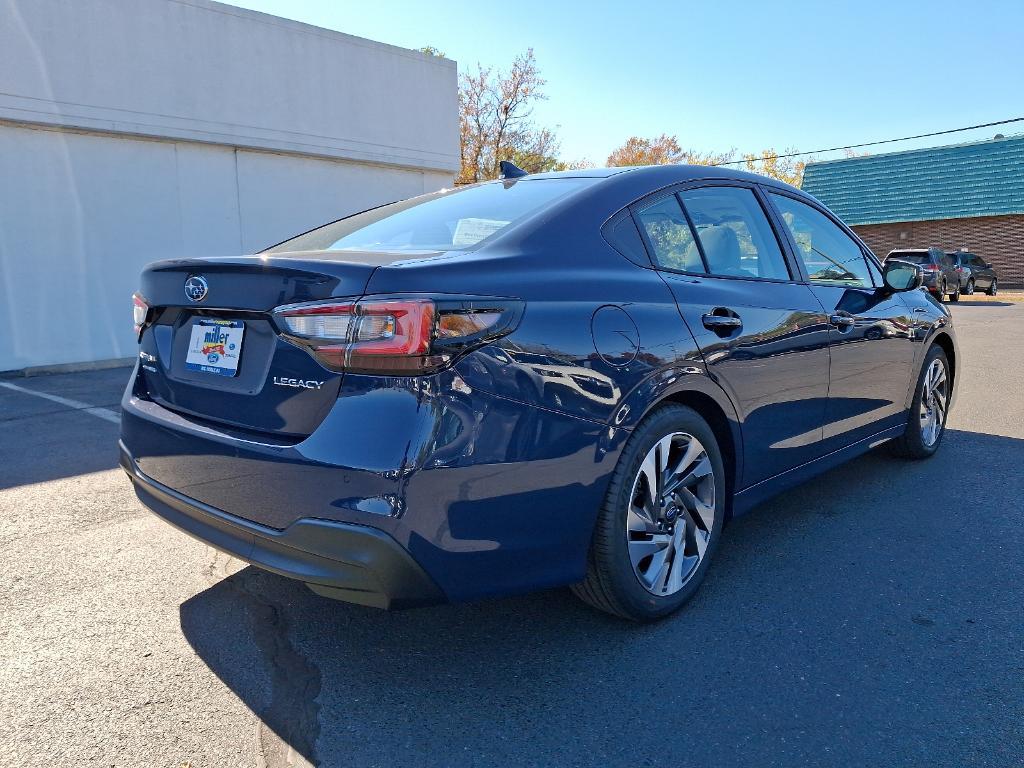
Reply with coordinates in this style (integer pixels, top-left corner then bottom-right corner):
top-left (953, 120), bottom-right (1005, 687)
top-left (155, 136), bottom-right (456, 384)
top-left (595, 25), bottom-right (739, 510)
top-left (184, 275), bottom-right (208, 303)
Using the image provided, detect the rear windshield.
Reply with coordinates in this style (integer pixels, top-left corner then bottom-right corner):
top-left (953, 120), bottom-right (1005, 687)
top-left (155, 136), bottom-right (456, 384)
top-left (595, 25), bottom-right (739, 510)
top-left (265, 178), bottom-right (594, 254)
top-left (887, 253), bottom-right (929, 264)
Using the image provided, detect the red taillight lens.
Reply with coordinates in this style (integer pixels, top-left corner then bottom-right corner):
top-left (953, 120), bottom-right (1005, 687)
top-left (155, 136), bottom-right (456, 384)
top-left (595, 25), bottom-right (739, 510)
top-left (132, 293), bottom-right (150, 338)
top-left (275, 296), bottom-right (521, 374)
top-left (922, 264), bottom-right (941, 272)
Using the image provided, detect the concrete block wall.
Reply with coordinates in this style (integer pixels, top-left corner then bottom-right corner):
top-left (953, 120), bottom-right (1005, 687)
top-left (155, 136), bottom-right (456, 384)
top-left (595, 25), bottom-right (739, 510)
top-left (0, 0), bottom-right (459, 371)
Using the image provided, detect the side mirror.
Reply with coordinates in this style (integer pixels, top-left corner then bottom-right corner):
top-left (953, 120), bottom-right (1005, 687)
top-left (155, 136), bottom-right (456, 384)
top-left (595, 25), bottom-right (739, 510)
top-left (882, 259), bottom-right (923, 292)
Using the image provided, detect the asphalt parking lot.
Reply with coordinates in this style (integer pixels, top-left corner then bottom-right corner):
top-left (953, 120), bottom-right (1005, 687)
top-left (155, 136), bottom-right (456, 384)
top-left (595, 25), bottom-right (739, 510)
top-left (2, 299), bottom-right (1023, 768)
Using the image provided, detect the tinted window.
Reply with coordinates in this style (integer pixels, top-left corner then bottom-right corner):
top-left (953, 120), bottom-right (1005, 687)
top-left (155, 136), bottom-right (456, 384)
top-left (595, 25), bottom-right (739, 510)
top-left (635, 196), bottom-right (703, 272)
top-left (888, 252), bottom-right (929, 265)
top-left (266, 178), bottom-right (593, 254)
top-left (771, 194), bottom-right (873, 287)
top-left (605, 214), bottom-right (651, 265)
top-left (678, 187), bottom-right (790, 280)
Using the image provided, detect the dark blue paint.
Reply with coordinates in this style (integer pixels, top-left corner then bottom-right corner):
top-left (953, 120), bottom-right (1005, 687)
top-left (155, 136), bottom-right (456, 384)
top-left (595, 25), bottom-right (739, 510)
top-left (121, 165), bottom-right (959, 605)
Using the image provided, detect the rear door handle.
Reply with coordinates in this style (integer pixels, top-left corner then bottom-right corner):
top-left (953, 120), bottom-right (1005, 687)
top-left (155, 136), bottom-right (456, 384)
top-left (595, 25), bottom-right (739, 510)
top-left (702, 313), bottom-right (742, 330)
top-left (829, 314), bottom-right (856, 328)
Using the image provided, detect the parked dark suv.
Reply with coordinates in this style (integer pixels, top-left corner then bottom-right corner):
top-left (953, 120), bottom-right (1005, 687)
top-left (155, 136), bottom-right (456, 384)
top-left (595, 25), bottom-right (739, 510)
top-left (885, 248), bottom-right (960, 302)
top-left (951, 251), bottom-right (998, 296)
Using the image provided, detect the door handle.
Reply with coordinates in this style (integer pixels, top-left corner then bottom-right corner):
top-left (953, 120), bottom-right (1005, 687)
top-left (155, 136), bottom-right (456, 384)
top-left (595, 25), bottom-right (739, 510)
top-left (702, 313), bottom-right (742, 330)
top-left (829, 314), bottom-right (856, 329)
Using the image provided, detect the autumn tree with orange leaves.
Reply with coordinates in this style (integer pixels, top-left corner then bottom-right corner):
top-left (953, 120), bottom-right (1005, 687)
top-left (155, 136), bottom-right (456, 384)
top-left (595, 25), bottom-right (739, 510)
top-left (606, 134), bottom-right (734, 167)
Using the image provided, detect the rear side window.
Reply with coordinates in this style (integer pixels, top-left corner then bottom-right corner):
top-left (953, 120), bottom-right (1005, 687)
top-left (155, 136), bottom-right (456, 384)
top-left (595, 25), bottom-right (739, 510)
top-left (678, 187), bottom-right (790, 280)
top-left (635, 196), bottom-right (703, 272)
top-left (770, 194), bottom-right (873, 287)
top-left (265, 177), bottom-right (593, 254)
top-left (605, 214), bottom-right (651, 265)
top-left (888, 252), bottom-right (929, 265)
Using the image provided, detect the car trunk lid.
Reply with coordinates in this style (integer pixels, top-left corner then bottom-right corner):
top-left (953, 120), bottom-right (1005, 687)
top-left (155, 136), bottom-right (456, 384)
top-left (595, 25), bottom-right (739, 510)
top-left (135, 252), bottom-right (387, 437)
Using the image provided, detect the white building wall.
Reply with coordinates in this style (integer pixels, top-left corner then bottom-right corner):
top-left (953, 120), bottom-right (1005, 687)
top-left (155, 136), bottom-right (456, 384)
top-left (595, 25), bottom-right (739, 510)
top-left (0, 0), bottom-right (458, 371)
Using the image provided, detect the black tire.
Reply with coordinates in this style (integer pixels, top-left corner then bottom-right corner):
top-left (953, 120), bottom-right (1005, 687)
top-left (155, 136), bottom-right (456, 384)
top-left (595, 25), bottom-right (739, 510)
top-left (948, 282), bottom-right (960, 302)
top-left (965, 279), bottom-right (975, 295)
top-left (938, 280), bottom-right (947, 302)
top-left (572, 404), bottom-right (726, 621)
top-left (987, 278), bottom-right (998, 296)
top-left (888, 345), bottom-right (950, 460)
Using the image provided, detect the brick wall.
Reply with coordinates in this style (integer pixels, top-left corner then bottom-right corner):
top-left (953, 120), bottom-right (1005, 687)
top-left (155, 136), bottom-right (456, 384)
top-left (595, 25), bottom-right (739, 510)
top-left (852, 214), bottom-right (1024, 287)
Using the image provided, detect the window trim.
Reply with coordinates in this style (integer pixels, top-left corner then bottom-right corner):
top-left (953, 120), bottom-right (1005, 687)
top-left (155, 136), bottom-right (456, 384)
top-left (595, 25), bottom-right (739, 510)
top-left (629, 180), bottom-right (801, 285)
top-left (762, 187), bottom-right (881, 289)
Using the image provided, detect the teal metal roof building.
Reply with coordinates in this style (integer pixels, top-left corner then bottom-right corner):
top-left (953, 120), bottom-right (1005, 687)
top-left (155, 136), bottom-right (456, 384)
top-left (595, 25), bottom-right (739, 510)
top-left (802, 134), bottom-right (1024, 226)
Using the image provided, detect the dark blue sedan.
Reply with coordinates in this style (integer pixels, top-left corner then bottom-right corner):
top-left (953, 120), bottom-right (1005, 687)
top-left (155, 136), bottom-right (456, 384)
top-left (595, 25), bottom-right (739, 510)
top-left (121, 164), bottom-right (957, 621)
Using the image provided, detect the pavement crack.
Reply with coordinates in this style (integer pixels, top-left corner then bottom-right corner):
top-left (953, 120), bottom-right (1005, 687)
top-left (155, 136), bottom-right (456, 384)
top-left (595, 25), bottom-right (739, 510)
top-left (227, 571), bottom-right (322, 768)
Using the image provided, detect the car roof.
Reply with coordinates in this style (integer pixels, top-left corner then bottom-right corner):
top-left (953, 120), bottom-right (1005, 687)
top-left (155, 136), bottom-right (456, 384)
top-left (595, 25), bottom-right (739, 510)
top-left (525, 164), bottom-right (800, 191)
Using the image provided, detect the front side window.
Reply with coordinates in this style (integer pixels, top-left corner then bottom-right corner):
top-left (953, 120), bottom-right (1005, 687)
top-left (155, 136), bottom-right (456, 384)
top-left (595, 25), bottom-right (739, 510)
top-left (770, 194), bottom-right (873, 287)
top-left (266, 177), bottom-right (594, 254)
top-left (679, 187), bottom-right (790, 280)
top-left (635, 196), bottom-right (703, 272)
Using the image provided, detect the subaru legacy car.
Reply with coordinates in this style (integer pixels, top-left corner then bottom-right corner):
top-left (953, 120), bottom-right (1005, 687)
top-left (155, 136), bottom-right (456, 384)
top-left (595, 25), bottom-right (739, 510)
top-left (121, 165), bottom-right (957, 621)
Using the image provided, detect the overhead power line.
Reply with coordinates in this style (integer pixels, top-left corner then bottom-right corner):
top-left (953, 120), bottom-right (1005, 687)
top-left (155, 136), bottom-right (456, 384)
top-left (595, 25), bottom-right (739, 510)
top-left (713, 116), bottom-right (1024, 167)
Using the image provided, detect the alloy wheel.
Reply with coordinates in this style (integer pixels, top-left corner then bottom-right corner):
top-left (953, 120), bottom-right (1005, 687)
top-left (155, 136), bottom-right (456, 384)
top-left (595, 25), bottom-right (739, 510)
top-left (919, 358), bottom-right (948, 447)
top-left (966, 279), bottom-right (975, 295)
top-left (626, 432), bottom-right (716, 596)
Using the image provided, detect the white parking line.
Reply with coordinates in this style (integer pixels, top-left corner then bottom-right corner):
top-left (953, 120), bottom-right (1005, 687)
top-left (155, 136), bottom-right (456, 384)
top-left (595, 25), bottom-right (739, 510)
top-left (0, 381), bottom-right (121, 424)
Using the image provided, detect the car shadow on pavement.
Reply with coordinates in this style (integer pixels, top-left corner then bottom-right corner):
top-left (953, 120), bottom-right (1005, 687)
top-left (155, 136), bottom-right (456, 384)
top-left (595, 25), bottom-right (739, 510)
top-left (178, 428), bottom-right (1024, 767)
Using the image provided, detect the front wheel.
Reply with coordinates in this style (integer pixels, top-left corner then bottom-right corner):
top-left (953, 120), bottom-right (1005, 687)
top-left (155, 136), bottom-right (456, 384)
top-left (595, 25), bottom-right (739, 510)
top-left (948, 282), bottom-right (960, 302)
top-left (572, 405), bottom-right (726, 621)
top-left (987, 278), bottom-right (998, 296)
top-left (889, 345), bottom-right (951, 459)
top-left (965, 279), bottom-right (975, 295)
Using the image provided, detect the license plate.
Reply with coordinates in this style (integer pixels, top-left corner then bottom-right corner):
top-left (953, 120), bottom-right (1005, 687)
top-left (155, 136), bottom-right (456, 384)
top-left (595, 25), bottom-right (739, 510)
top-left (185, 319), bottom-right (245, 377)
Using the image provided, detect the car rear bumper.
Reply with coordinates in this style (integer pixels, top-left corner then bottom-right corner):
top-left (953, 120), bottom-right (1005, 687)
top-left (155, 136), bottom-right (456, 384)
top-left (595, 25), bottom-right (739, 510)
top-left (120, 441), bottom-right (446, 609)
top-left (120, 361), bottom-right (626, 603)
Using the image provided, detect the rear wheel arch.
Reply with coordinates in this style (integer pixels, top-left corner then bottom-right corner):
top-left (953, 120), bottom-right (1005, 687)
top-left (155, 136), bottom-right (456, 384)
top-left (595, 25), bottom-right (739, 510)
top-left (931, 332), bottom-right (956, 389)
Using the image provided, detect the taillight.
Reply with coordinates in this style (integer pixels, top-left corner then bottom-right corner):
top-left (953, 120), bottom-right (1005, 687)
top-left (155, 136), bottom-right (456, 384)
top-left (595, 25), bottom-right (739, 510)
top-left (274, 296), bottom-right (523, 374)
top-left (132, 293), bottom-right (150, 339)
top-left (922, 264), bottom-right (941, 272)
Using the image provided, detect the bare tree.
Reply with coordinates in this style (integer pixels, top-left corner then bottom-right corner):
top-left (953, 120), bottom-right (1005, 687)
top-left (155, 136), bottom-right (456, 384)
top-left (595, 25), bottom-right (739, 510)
top-left (457, 49), bottom-right (562, 183)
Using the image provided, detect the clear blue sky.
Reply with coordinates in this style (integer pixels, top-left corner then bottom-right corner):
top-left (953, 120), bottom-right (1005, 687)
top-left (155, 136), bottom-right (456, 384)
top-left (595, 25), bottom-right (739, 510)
top-left (224, 0), bottom-right (1024, 165)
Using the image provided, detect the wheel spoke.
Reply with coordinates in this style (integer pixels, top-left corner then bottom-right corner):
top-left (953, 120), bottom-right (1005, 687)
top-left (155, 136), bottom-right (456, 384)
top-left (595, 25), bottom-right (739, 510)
top-left (628, 534), bottom-right (671, 571)
top-left (675, 486), bottom-right (714, 532)
top-left (665, 438), bottom-right (701, 487)
top-left (676, 455), bottom-right (712, 491)
top-left (654, 435), bottom-right (673, 498)
top-left (646, 541), bottom-right (672, 593)
top-left (684, 509), bottom-right (711, 559)
top-left (627, 503), bottom-right (657, 533)
top-left (666, 523), bottom-right (694, 594)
